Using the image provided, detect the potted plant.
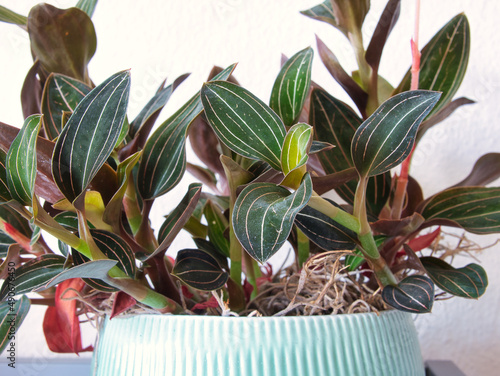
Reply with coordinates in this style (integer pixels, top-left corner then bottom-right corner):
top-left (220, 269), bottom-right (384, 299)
top-left (0, 0), bottom-right (497, 375)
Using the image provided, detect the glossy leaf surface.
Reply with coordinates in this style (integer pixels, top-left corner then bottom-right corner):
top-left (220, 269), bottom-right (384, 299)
top-left (0, 255), bottom-right (65, 299)
top-left (382, 275), bottom-right (434, 313)
top-left (0, 149), bottom-right (11, 203)
top-left (6, 115), bottom-right (41, 205)
top-left (351, 90), bottom-right (440, 177)
top-left (45, 259), bottom-right (117, 288)
top-left (395, 14), bottom-right (470, 117)
top-left (421, 257), bottom-right (487, 299)
top-left (418, 187), bottom-right (500, 234)
top-left (41, 73), bottom-right (91, 140)
top-left (172, 248), bottom-right (228, 291)
top-left (281, 123), bottom-right (312, 176)
top-left (0, 295), bottom-right (30, 355)
top-left (137, 65), bottom-right (235, 200)
top-left (52, 71), bottom-right (130, 203)
top-left (27, 4), bottom-right (96, 83)
top-left (233, 174), bottom-right (312, 263)
top-left (202, 81), bottom-right (286, 171)
top-left (270, 47), bottom-right (313, 126)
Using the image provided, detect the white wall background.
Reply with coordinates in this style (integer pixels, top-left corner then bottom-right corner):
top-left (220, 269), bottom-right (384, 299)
top-left (0, 1), bottom-right (499, 375)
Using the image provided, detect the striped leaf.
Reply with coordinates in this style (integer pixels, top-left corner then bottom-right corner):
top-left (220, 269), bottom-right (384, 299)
top-left (0, 149), bottom-right (11, 202)
top-left (0, 5), bottom-right (27, 26)
top-left (281, 123), bottom-right (312, 176)
top-left (6, 115), bottom-right (42, 206)
top-left (204, 200), bottom-right (230, 258)
top-left (0, 295), bottom-right (30, 356)
top-left (202, 81), bottom-right (286, 171)
top-left (233, 174), bottom-right (312, 263)
top-left (351, 90), bottom-right (440, 178)
top-left (27, 4), bottom-right (96, 83)
top-left (394, 14), bottom-right (470, 117)
top-left (45, 259), bottom-right (117, 289)
top-left (72, 229), bottom-right (136, 292)
top-left (0, 233), bottom-right (15, 258)
top-left (0, 255), bottom-right (66, 299)
top-left (137, 64), bottom-right (235, 200)
top-left (295, 200), bottom-right (357, 251)
top-left (300, 1), bottom-right (337, 27)
top-left (418, 187), bottom-right (500, 234)
top-left (52, 71), bottom-right (130, 203)
top-left (270, 47), bottom-right (313, 126)
top-left (311, 88), bottom-right (390, 216)
top-left (172, 248), bottom-right (228, 291)
top-left (421, 257), bottom-right (487, 299)
top-left (0, 204), bottom-right (33, 241)
top-left (75, 0), bottom-right (98, 18)
top-left (382, 275), bottom-right (434, 314)
top-left (41, 73), bottom-right (91, 141)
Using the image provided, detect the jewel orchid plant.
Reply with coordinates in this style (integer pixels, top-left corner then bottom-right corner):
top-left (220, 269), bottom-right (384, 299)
top-left (0, 0), bottom-right (498, 357)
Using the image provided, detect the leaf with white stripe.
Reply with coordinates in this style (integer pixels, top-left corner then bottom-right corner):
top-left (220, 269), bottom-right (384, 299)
top-left (351, 90), bottom-right (440, 178)
top-left (45, 259), bottom-right (117, 289)
top-left (0, 254), bottom-right (66, 299)
top-left (417, 187), bottom-right (500, 234)
top-left (421, 257), bottom-right (487, 299)
top-left (0, 295), bottom-right (30, 355)
top-left (6, 115), bottom-right (42, 206)
top-left (202, 81), bottom-right (286, 171)
top-left (281, 123), bottom-right (312, 176)
top-left (382, 275), bottom-right (434, 314)
top-left (270, 47), bottom-right (313, 126)
top-left (52, 71), bottom-right (130, 203)
top-left (233, 174), bottom-right (312, 263)
top-left (0, 149), bottom-right (11, 202)
top-left (300, 1), bottom-right (337, 27)
top-left (394, 14), bottom-right (470, 117)
top-left (172, 248), bottom-right (228, 291)
top-left (137, 64), bottom-right (235, 200)
top-left (41, 73), bottom-right (91, 141)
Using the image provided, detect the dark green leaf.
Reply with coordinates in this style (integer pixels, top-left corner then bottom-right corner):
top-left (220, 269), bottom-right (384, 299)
top-left (394, 14), bottom-right (470, 117)
top-left (0, 204), bottom-right (32, 240)
top-left (0, 5), bottom-right (27, 26)
top-left (52, 71), bottom-right (130, 203)
top-left (0, 149), bottom-right (11, 202)
top-left (452, 153), bottom-right (500, 188)
top-left (6, 115), bottom-right (42, 205)
top-left (150, 183), bottom-right (202, 260)
top-left (21, 61), bottom-right (42, 120)
top-left (418, 187), bottom-right (500, 234)
top-left (421, 257), bottom-right (487, 299)
top-left (72, 229), bottom-right (136, 292)
top-left (233, 174), bottom-right (312, 263)
top-left (41, 73), bottom-right (91, 140)
top-left (137, 65), bottom-right (235, 200)
top-left (27, 4), bottom-right (96, 83)
top-left (192, 238), bottom-right (229, 269)
top-left (382, 275), bottom-right (434, 313)
top-left (202, 81), bottom-right (286, 171)
top-left (309, 140), bottom-right (333, 154)
top-left (300, 1), bottom-right (337, 27)
top-left (0, 295), bottom-right (30, 355)
top-left (75, 0), bottom-right (98, 18)
top-left (351, 90), bottom-right (440, 177)
top-left (270, 47), bottom-right (313, 126)
top-left (204, 201), bottom-right (230, 258)
top-left (295, 200), bottom-right (357, 251)
top-left (45, 259), bottom-right (117, 289)
top-left (0, 233), bottom-right (15, 258)
top-left (0, 255), bottom-right (65, 299)
top-left (172, 248), bottom-right (228, 291)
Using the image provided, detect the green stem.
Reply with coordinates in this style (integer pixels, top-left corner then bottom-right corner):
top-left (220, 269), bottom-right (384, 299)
top-left (296, 227), bottom-right (310, 268)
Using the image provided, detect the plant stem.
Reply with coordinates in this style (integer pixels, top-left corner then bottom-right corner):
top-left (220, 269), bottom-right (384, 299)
top-left (135, 199), bottom-right (158, 253)
top-left (296, 227), bottom-right (310, 268)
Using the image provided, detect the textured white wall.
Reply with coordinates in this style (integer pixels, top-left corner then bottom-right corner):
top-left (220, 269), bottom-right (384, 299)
top-left (0, 1), bottom-right (499, 375)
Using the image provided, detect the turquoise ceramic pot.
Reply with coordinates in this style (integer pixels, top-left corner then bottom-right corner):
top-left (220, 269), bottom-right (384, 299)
top-left (93, 310), bottom-right (424, 376)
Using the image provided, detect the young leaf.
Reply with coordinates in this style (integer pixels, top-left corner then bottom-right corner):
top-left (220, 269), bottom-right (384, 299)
top-left (172, 248), bottom-right (229, 291)
top-left (300, 1), bottom-right (337, 27)
top-left (452, 153), bottom-right (500, 188)
top-left (382, 275), bottom-right (434, 313)
top-left (202, 81), bottom-right (286, 171)
top-left (6, 115), bottom-right (42, 206)
top-left (45, 259), bottom-right (118, 289)
top-left (418, 187), bottom-right (500, 234)
top-left (270, 47), bottom-right (313, 126)
top-left (394, 14), bottom-right (470, 117)
top-left (41, 73), bottom-right (91, 141)
top-left (28, 4), bottom-right (96, 83)
top-left (281, 123), bottom-right (312, 176)
top-left (0, 295), bottom-right (30, 355)
top-left (233, 174), bottom-right (312, 263)
top-left (0, 5), bottom-right (27, 26)
top-left (52, 71), bottom-right (130, 203)
top-left (137, 64), bottom-right (236, 200)
top-left (421, 257), bottom-right (487, 299)
top-left (351, 90), bottom-right (441, 178)
top-left (204, 201), bottom-right (230, 258)
top-left (0, 255), bottom-right (65, 299)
